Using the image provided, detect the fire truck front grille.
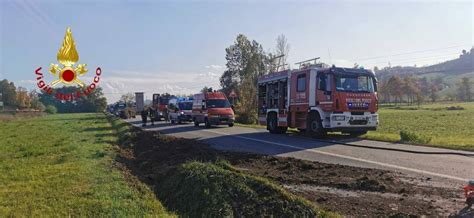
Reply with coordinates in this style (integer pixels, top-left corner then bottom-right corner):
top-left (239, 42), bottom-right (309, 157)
top-left (349, 120), bottom-right (368, 125)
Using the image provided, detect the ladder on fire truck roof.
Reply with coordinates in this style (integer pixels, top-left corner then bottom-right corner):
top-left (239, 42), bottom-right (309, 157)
top-left (295, 57), bottom-right (325, 69)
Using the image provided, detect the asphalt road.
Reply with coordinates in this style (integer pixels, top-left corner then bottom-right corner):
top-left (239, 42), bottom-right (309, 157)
top-left (126, 118), bottom-right (474, 185)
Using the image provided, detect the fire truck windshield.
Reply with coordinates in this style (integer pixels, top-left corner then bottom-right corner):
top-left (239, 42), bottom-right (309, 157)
top-left (207, 99), bottom-right (231, 108)
top-left (159, 98), bottom-right (169, 104)
top-left (335, 75), bottom-right (375, 93)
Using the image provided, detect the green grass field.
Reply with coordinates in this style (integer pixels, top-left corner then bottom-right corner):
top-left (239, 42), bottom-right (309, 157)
top-left (0, 113), bottom-right (172, 217)
top-left (362, 102), bottom-right (474, 151)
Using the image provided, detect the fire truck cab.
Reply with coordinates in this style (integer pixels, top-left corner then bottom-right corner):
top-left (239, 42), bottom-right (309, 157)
top-left (152, 93), bottom-right (172, 121)
top-left (258, 63), bottom-right (378, 137)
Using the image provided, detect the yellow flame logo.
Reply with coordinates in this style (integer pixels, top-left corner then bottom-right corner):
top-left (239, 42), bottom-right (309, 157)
top-left (57, 27), bottom-right (79, 67)
top-left (49, 27), bottom-right (87, 87)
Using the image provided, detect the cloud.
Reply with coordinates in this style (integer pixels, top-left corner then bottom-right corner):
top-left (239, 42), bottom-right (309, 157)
top-left (19, 80), bottom-right (36, 84)
top-left (100, 70), bottom-right (222, 103)
top-left (205, 65), bottom-right (224, 70)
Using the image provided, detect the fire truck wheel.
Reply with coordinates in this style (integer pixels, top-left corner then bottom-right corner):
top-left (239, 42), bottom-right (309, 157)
top-left (204, 118), bottom-right (211, 128)
top-left (267, 114), bottom-right (278, 134)
top-left (228, 123), bottom-right (234, 127)
top-left (193, 118), bottom-right (199, 127)
top-left (171, 119), bottom-right (175, 124)
top-left (306, 113), bottom-right (326, 138)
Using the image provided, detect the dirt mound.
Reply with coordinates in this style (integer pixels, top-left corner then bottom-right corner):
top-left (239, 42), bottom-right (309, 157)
top-left (116, 126), bottom-right (330, 217)
top-left (112, 120), bottom-right (465, 217)
top-left (159, 161), bottom-right (323, 217)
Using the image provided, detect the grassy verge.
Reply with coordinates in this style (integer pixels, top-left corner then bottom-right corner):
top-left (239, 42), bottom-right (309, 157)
top-left (107, 115), bottom-right (335, 217)
top-left (0, 113), bottom-right (172, 216)
top-left (362, 102), bottom-right (474, 151)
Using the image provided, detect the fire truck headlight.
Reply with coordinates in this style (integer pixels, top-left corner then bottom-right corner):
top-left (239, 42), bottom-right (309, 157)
top-left (333, 115), bottom-right (345, 121)
top-left (371, 115), bottom-right (378, 121)
top-left (180, 111), bottom-right (184, 115)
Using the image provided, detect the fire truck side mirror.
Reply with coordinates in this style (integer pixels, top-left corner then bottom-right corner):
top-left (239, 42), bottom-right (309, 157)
top-left (373, 77), bottom-right (378, 92)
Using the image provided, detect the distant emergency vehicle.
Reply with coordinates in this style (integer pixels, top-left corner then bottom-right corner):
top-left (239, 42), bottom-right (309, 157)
top-left (257, 58), bottom-right (378, 137)
top-left (152, 93), bottom-right (173, 121)
top-left (168, 97), bottom-right (193, 124)
top-left (192, 92), bottom-right (234, 128)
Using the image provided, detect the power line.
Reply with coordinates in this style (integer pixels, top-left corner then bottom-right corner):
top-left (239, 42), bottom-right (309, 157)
top-left (353, 45), bottom-right (469, 62)
top-left (362, 52), bottom-right (461, 66)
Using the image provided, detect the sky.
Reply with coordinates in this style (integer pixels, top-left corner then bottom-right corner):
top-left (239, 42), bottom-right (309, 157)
top-left (1, 0), bottom-right (472, 103)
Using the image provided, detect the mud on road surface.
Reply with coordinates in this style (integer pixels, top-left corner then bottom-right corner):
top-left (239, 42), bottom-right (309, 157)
top-left (117, 127), bottom-right (469, 217)
top-left (227, 154), bottom-right (468, 217)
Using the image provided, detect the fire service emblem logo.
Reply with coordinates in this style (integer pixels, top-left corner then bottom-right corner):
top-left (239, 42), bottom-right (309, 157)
top-left (35, 27), bottom-right (102, 101)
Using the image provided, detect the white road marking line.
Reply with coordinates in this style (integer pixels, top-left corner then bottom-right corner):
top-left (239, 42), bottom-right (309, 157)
top-left (204, 129), bottom-right (468, 182)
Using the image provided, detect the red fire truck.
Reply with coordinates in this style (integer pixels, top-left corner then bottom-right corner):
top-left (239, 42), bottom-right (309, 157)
top-left (152, 93), bottom-right (173, 121)
top-left (257, 59), bottom-right (378, 137)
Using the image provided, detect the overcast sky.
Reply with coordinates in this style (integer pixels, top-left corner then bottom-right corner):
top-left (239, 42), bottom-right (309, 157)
top-left (1, 0), bottom-right (472, 103)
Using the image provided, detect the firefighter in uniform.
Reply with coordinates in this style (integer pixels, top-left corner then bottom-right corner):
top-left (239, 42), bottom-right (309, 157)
top-left (148, 107), bottom-right (156, 126)
top-left (140, 107), bottom-right (148, 127)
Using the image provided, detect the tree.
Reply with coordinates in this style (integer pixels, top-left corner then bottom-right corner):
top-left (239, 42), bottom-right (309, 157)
top-left (419, 77), bottom-right (430, 97)
top-left (377, 80), bottom-right (391, 103)
top-left (0, 79), bottom-right (18, 107)
top-left (275, 34), bottom-right (290, 71)
top-left (416, 93), bottom-right (424, 107)
top-left (458, 77), bottom-right (472, 101)
top-left (39, 86), bottom-right (107, 113)
top-left (120, 92), bottom-right (135, 104)
top-left (29, 90), bottom-right (43, 110)
top-left (220, 34), bottom-right (269, 123)
top-left (403, 76), bottom-right (420, 105)
top-left (386, 76), bottom-right (404, 104)
top-left (429, 84), bottom-right (439, 102)
top-left (201, 86), bottom-right (212, 93)
top-left (16, 87), bottom-right (31, 109)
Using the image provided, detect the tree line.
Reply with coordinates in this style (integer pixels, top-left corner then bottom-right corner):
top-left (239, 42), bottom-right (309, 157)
top-left (0, 79), bottom-right (107, 113)
top-left (378, 75), bottom-right (472, 105)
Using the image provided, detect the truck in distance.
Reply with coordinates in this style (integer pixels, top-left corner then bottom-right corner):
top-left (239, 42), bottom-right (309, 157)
top-left (257, 59), bottom-right (378, 137)
top-left (168, 97), bottom-right (193, 124)
top-left (192, 91), bottom-right (235, 128)
top-left (152, 93), bottom-right (172, 121)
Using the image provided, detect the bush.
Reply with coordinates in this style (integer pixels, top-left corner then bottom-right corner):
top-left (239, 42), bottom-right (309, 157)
top-left (36, 102), bottom-right (46, 112)
top-left (44, 105), bottom-right (57, 114)
top-left (446, 106), bottom-right (464, 110)
top-left (399, 130), bottom-right (431, 144)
